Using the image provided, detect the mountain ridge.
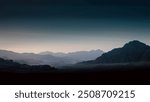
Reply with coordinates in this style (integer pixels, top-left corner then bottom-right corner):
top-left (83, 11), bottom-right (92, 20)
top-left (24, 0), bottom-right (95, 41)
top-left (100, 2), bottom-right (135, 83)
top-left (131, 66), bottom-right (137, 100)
top-left (39, 49), bottom-right (104, 61)
top-left (80, 40), bottom-right (150, 64)
top-left (0, 49), bottom-right (103, 67)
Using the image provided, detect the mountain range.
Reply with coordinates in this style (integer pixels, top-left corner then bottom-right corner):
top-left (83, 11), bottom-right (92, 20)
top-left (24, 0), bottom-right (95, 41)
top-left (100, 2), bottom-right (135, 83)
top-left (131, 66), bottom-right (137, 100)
top-left (39, 49), bottom-right (103, 61)
top-left (0, 49), bottom-right (103, 67)
top-left (0, 40), bottom-right (150, 84)
top-left (0, 40), bottom-right (149, 68)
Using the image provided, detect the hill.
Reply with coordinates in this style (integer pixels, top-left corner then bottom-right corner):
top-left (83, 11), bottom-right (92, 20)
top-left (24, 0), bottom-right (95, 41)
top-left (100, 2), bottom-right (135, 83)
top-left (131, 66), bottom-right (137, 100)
top-left (81, 40), bottom-right (150, 64)
top-left (0, 58), bottom-right (55, 73)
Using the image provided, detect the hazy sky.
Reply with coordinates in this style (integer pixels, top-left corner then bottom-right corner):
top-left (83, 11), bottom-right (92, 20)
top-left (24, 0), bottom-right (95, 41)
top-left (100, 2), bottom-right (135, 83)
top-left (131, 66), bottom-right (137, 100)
top-left (0, 0), bottom-right (150, 53)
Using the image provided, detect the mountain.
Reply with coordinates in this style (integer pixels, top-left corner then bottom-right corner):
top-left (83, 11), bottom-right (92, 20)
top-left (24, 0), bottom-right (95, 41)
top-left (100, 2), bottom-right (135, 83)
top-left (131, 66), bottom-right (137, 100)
top-left (0, 49), bottom-right (103, 67)
top-left (39, 49), bottom-right (104, 62)
top-left (82, 40), bottom-right (150, 64)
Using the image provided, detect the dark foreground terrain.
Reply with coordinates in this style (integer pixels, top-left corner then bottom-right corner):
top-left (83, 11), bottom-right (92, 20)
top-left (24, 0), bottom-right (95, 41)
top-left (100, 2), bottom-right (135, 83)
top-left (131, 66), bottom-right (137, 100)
top-left (0, 63), bottom-right (150, 85)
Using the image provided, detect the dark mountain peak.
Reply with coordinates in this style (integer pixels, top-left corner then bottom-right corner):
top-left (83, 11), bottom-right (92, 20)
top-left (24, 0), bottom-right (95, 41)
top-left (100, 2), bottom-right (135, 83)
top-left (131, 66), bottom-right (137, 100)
top-left (123, 40), bottom-right (148, 49)
top-left (89, 40), bottom-right (150, 64)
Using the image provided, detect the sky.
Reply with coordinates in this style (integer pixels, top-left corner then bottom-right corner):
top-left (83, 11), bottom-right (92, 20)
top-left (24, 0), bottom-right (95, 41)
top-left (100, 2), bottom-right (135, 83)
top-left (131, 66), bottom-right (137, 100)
top-left (0, 0), bottom-right (150, 53)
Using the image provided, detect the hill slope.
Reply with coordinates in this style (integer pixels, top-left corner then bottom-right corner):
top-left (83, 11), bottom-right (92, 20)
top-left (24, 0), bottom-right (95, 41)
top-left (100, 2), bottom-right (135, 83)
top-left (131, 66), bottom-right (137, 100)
top-left (0, 58), bottom-right (55, 73)
top-left (81, 40), bottom-right (150, 64)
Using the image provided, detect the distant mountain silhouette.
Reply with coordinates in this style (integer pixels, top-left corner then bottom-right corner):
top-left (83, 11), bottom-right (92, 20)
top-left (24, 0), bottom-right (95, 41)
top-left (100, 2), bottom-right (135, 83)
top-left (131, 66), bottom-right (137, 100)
top-left (81, 40), bottom-right (150, 64)
top-left (0, 50), bottom-right (77, 66)
top-left (1, 41), bottom-right (150, 84)
top-left (0, 49), bottom-right (103, 67)
top-left (39, 49), bottom-right (104, 62)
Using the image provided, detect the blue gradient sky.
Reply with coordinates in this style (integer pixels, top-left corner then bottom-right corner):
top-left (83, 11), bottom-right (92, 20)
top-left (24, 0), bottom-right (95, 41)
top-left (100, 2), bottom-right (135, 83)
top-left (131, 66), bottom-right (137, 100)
top-left (0, 0), bottom-right (150, 53)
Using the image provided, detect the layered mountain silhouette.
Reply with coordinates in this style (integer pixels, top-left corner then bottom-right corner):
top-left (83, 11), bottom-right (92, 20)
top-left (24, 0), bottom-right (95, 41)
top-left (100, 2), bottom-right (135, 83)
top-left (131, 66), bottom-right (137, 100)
top-left (0, 40), bottom-right (150, 84)
top-left (0, 50), bottom-right (71, 66)
top-left (39, 49), bottom-right (103, 62)
top-left (81, 40), bottom-right (150, 64)
top-left (0, 49), bottom-right (103, 67)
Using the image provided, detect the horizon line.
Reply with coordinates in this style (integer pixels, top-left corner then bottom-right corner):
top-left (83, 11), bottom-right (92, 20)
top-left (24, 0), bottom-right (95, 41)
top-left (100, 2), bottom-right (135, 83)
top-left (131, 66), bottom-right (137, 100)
top-left (0, 49), bottom-right (104, 54)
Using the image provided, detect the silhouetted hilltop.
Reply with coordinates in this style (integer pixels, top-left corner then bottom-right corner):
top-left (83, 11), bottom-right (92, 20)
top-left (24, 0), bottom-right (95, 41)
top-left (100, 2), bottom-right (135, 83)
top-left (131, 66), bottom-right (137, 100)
top-left (0, 58), bottom-right (55, 73)
top-left (96, 40), bottom-right (150, 63)
top-left (82, 40), bottom-right (150, 64)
